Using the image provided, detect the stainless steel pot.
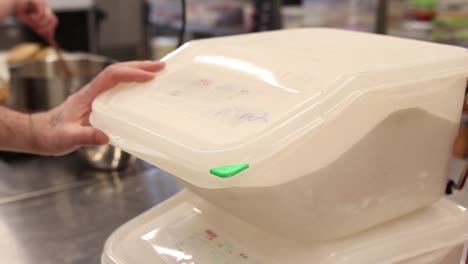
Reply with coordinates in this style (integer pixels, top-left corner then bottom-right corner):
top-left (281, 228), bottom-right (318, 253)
top-left (8, 54), bottom-right (133, 170)
top-left (8, 54), bottom-right (111, 112)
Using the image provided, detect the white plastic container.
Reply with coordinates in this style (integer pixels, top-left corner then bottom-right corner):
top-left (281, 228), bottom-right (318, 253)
top-left (101, 192), bottom-right (468, 264)
top-left (91, 28), bottom-right (468, 242)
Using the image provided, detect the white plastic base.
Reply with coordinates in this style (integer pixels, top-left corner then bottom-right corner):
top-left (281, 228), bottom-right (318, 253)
top-left (101, 190), bottom-right (468, 264)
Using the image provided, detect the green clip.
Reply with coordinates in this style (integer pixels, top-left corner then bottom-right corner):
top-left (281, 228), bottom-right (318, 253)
top-left (210, 163), bottom-right (250, 178)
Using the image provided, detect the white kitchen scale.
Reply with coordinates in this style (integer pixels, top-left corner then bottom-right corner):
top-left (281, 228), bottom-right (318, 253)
top-left (101, 190), bottom-right (468, 264)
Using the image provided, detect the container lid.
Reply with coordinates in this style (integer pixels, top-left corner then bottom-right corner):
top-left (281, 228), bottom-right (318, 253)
top-left (91, 28), bottom-right (468, 188)
top-left (101, 192), bottom-right (468, 264)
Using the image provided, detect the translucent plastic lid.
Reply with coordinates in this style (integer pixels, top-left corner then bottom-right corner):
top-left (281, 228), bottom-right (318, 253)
top-left (101, 192), bottom-right (468, 264)
top-left (91, 28), bottom-right (468, 188)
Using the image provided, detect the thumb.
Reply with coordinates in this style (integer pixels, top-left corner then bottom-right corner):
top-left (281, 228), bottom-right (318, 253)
top-left (73, 127), bottom-right (109, 146)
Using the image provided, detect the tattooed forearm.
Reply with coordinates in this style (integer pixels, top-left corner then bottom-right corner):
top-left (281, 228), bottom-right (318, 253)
top-left (0, 106), bottom-right (36, 153)
top-left (50, 112), bottom-right (63, 127)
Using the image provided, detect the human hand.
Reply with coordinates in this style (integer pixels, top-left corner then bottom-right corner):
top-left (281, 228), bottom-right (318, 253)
top-left (15, 0), bottom-right (58, 39)
top-left (30, 61), bottom-right (166, 156)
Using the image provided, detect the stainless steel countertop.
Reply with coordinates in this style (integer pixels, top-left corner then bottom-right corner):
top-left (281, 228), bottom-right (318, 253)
top-left (0, 153), bottom-right (182, 264)
top-left (0, 154), bottom-right (467, 264)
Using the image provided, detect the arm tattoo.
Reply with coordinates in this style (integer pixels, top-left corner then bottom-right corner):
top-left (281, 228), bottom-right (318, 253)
top-left (50, 112), bottom-right (64, 127)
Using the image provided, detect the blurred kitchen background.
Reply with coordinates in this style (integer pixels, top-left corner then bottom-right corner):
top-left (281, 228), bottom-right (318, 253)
top-left (1, 0), bottom-right (467, 61)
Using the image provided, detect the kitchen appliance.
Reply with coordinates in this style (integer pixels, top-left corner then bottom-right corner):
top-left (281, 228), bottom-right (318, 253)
top-left (92, 28), bottom-right (468, 262)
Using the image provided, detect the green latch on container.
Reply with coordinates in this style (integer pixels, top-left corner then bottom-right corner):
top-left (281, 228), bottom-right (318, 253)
top-left (210, 164), bottom-right (250, 178)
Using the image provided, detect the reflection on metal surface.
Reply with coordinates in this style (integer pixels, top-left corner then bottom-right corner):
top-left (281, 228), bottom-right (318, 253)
top-left (8, 54), bottom-right (112, 112)
top-left (0, 154), bottom-right (182, 264)
top-left (112, 172), bottom-right (123, 192)
top-left (78, 145), bottom-right (134, 171)
top-left (194, 55), bottom-right (298, 93)
top-left (0, 179), bottom-right (95, 205)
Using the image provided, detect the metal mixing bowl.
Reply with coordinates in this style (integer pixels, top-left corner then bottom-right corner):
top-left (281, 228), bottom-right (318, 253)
top-left (78, 145), bottom-right (134, 171)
